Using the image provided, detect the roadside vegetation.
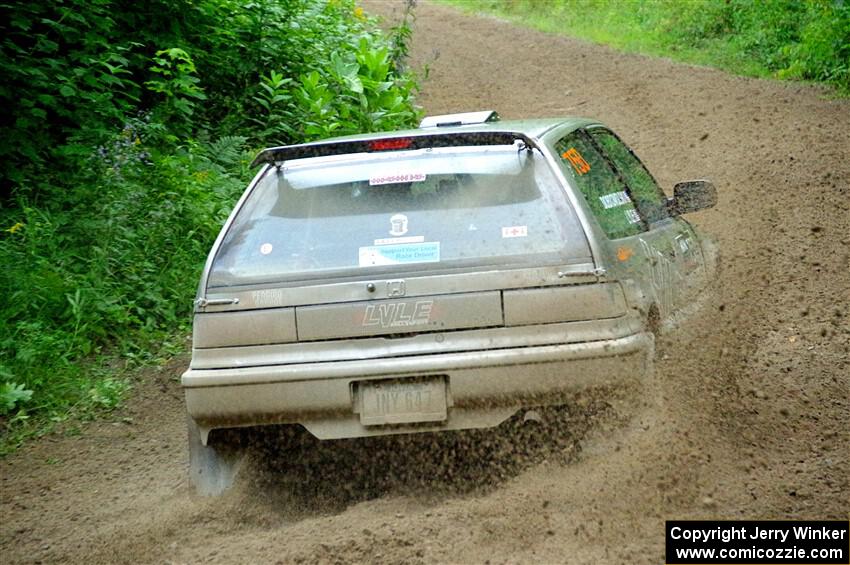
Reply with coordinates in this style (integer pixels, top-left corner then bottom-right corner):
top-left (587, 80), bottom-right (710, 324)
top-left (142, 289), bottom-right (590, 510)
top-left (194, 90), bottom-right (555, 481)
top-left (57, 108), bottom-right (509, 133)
top-left (442, 0), bottom-right (849, 94)
top-left (0, 0), bottom-right (420, 451)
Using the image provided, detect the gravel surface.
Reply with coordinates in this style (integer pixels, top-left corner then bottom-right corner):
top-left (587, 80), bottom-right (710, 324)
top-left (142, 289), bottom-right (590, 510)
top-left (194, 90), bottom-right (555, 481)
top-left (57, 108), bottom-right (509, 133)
top-left (2, 2), bottom-right (848, 563)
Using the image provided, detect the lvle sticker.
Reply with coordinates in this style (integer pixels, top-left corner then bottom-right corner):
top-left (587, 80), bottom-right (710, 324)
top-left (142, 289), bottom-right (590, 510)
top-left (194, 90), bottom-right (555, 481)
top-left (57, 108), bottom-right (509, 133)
top-left (502, 226), bottom-right (528, 238)
top-left (259, 243), bottom-right (273, 255)
top-left (562, 148), bottom-right (591, 175)
top-left (369, 172), bottom-right (426, 186)
top-left (599, 191), bottom-right (631, 209)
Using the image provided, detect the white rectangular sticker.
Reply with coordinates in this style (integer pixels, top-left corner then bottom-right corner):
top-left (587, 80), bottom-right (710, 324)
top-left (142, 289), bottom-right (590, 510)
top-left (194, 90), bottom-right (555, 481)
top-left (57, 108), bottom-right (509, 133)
top-left (374, 235), bottom-right (425, 246)
top-left (359, 242), bottom-right (440, 267)
top-left (599, 191), bottom-right (631, 209)
top-left (369, 172), bottom-right (426, 186)
top-left (502, 226), bottom-right (528, 238)
top-left (625, 209), bottom-right (642, 224)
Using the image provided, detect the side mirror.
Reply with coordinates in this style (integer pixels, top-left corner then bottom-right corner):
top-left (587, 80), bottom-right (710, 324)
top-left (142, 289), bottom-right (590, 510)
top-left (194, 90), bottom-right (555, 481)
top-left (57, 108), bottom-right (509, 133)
top-left (668, 180), bottom-right (717, 215)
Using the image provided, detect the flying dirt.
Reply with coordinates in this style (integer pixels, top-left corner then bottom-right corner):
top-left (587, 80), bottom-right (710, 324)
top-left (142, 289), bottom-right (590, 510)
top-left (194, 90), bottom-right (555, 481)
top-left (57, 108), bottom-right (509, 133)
top-left (2, 2), bottom-right (848, 563)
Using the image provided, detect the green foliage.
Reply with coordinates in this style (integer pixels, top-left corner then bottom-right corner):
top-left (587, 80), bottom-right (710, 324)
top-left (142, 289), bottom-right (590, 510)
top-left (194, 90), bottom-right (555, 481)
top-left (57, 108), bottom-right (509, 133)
top-left (1, 120), bottom-right (246, 438)
top-left (146, 48), bottom-right (208, 133)
top-left (1, 0), bottom-right (421, 448)
top-left (293, 37), bottom-right (421, 140)
top-left (1, 383), bottom-right (33, 414)
top-left (251, 71), bottom-right (297, 142)
top-left (0, 0), bottom-right (422, 192)
top-left (248, 2), bottom-right (422, 145)
top-left (87, 378), bottom-right (130, 411)
top-left (446, 0), bottom-right (849, 94)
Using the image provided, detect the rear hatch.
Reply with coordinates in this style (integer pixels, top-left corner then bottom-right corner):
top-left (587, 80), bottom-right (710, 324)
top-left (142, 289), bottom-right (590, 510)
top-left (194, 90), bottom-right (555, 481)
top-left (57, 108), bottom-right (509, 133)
top-left (192, 133), bottom-right (621, 355)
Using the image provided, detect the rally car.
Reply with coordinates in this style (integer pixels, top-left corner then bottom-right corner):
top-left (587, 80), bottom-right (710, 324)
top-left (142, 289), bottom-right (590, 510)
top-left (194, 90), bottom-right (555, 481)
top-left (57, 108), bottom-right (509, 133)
top-left (183, 111), bottom-right (717, 494)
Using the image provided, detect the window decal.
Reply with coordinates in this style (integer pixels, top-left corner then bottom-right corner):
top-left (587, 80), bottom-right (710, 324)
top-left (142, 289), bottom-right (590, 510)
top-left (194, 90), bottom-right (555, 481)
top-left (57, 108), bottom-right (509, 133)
top-left (389, 213), bottom-right (409, 236)
top-left (369, 172), bottom-right (426, 186)
top-left (599, 191), bottom-right (632, 209)
top-left (501, 226), bottom-right (528, 238)
top-left (374, 235), bottom-right (425, 246)
top-left (625, 209), bottom-right (642, 224)
top-left (561, 148), bottom-right (591, 175)
top-left (358, 242), bottom-right (441, 267)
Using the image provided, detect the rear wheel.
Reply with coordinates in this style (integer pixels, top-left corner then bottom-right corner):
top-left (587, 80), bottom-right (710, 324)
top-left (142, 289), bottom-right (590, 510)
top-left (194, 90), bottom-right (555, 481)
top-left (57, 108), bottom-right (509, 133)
top-left (187, 416), bottom-right (246, 496)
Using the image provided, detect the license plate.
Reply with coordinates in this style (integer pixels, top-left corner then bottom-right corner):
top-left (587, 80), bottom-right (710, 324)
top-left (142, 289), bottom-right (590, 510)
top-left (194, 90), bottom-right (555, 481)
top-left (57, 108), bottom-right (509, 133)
top-left (358, 377), bottom-right (447, 426)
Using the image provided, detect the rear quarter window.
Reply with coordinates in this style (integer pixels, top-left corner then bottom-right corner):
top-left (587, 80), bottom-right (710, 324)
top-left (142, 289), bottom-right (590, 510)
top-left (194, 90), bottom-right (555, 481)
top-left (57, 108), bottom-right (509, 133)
top-left (555, 132), bottom-right (646, 240)
top-left (588, 128), bottom-right (669, 224)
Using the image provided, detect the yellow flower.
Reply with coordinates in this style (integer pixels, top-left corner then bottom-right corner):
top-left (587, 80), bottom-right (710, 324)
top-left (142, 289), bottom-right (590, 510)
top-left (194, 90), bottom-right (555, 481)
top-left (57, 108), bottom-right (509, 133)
top-left (6, 222), bottom-right (24, 234)
top-left (353, 6), bottom-right (365, 20)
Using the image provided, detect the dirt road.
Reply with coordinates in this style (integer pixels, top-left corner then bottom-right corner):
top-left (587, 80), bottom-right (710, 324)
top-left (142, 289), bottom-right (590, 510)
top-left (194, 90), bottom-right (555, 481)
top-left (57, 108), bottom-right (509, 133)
top-left (2, 1), bottom-right (848, 563)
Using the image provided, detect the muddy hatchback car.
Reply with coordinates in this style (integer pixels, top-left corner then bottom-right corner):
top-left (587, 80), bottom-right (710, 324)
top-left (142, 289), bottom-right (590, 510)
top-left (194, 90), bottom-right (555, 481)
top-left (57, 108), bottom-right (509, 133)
top-left (183, 111), bottom-right (717, 494)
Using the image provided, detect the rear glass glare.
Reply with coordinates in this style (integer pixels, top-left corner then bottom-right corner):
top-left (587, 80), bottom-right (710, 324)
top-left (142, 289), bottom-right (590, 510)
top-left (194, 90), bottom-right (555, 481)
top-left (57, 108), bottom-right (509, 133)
top-left (208, 145), bottom-right (581, 288)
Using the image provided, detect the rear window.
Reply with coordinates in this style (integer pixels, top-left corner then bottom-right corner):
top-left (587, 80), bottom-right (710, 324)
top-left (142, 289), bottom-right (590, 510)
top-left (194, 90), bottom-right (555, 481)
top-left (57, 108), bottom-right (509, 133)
top-left (208, 144), bottom-right (579, 287)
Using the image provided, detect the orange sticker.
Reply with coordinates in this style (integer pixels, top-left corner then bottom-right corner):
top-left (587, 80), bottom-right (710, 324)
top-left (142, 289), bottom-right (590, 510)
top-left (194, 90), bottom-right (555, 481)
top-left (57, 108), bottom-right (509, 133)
top-left (562, 148), bottom-right (591, 175)
top-left (617, 246), bottom-right (634, 261)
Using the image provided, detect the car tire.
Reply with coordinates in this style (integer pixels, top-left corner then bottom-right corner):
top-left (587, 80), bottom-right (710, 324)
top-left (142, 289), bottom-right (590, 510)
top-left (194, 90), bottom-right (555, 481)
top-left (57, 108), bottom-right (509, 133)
top-left (187, 415), bottom-right (246, 496)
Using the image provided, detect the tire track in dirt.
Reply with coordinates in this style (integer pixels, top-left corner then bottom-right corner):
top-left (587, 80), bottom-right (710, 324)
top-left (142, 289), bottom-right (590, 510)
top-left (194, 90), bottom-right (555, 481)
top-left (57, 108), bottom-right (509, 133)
top-left (2, 2), bottom-right (848, 563)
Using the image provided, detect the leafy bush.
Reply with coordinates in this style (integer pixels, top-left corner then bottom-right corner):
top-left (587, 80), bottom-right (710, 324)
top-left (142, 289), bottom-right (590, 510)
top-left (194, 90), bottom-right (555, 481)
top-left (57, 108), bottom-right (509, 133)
top-left (0, 123), bottom-right (247, 429)
top-left (1, 0), bottom-right (421, 447)
top-left (0, 0), bottom-right (421, 193)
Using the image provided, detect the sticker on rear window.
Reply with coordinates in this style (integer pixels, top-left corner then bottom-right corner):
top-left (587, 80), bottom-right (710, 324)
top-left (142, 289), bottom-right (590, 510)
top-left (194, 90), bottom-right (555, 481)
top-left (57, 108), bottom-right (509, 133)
top-left (501, 226), bottom-right (528, 238)
top-left (625, 209), bottom-right (642, 224)
top-left (359, 242), bottom-right (440, 267)
top-left (389, 213), bottom-right (409, 236)
top-left (259, 243), bottom-right (273, 255)
top-left (599, 191), bottom-right (631, 209)
top-left (562, 148), bottom-right (591, 175)
top-left (374, 235), bottom-right (425, 246)
top-left (369, 172), bottom-right (426, 186)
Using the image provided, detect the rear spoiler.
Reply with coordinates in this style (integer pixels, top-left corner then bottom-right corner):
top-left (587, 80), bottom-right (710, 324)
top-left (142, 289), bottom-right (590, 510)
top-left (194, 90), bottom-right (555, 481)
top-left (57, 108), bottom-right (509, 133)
top-left (250, 131), bottom-right (537, 168)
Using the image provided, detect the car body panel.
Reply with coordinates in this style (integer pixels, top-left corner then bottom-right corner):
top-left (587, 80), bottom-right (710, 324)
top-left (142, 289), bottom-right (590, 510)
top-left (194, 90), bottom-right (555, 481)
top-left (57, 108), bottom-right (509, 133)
top-left (196, 262), bottom-right (598, 312)
top-left (296, 290), bottom-right (503, 340)
top-left (189, 315), bottom-right (644, 371)
top-left (185, 331), bottom-right (653, 441)
top-left (193, 307), bottom-right (297, 348)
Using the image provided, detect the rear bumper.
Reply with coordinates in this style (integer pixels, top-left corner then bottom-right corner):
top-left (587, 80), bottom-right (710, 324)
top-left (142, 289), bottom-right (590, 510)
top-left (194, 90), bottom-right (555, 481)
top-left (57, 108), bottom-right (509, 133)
top-left (183, 331), bottom-right (654, 441)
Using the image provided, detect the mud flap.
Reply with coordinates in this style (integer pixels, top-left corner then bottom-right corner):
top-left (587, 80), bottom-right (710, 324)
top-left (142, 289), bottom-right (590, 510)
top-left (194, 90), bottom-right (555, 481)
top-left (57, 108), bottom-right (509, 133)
top-left (187, 415), bottom-right (246, 496)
